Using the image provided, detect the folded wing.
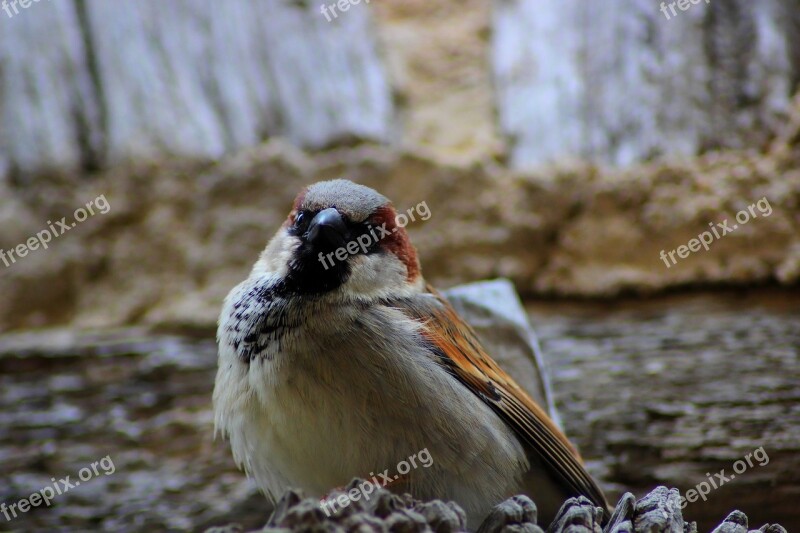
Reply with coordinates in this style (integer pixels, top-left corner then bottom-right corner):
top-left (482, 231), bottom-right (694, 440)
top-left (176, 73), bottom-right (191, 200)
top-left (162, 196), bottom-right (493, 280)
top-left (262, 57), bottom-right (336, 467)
top-left (386, 286), bottom-right (609, 512)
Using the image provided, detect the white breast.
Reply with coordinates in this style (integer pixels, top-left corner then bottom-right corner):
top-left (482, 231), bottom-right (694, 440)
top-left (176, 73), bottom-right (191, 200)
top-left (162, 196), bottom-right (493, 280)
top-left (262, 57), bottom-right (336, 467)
top-left (213, 277), bottom-right (531, 524)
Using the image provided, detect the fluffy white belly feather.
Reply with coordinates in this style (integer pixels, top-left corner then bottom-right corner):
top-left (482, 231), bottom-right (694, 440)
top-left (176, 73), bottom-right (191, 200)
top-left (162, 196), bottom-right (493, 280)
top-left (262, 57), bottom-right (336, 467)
top-left (213, 280), bottom-right (530, 523)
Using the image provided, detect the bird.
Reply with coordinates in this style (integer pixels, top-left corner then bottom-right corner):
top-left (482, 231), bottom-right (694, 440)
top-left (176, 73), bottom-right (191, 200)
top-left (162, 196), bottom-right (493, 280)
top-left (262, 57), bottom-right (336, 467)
top-left (212, 179), bottom-right (609, 528)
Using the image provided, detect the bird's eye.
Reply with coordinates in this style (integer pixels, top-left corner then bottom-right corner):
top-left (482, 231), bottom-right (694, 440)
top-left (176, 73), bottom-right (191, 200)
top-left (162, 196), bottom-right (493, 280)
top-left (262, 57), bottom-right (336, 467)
top-left (294, 211), bottom-right (306, 227)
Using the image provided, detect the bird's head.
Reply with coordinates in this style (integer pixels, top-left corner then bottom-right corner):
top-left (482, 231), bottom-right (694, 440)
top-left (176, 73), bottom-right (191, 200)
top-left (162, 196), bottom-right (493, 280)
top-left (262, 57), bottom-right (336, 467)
top-left (256, 179), bottom-right (423, 299)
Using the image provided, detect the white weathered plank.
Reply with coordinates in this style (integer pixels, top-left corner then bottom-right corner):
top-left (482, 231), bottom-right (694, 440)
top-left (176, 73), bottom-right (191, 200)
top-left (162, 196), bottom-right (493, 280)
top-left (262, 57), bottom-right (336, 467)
top-left (492, 0), bottom-right (798, 168)
top-left (0, 0), bottom-right (102, 175)
top-left (0, 0), bottom-right (392, 175)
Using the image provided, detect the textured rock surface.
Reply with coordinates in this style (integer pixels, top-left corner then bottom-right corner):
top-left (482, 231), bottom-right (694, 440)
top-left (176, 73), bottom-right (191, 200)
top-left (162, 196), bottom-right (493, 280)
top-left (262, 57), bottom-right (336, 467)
top-left (2, 124), bottom-right (800, 331)
top-left (205, 483), bottom-right (786, 533)
top-left (528, 288), bottom-right (800, 532)
top-left (0, 288), bottom-right (795, 531)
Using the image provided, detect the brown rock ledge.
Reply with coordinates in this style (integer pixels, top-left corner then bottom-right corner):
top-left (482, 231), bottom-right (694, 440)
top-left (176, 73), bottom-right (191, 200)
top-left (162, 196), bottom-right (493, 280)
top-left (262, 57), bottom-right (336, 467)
top-left (1, 125), bottom-right (800, 332)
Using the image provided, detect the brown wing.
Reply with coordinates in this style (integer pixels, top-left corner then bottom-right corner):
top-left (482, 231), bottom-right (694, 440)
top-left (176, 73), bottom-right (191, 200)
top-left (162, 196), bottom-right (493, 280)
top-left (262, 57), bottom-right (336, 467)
top-left (390, 285), bottom-right (609, 512)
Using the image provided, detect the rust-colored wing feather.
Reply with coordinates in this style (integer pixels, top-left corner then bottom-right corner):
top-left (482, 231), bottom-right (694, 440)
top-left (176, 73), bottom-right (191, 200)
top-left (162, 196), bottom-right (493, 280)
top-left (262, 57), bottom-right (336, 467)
top-left (390, 286), bottom-right (609, 512)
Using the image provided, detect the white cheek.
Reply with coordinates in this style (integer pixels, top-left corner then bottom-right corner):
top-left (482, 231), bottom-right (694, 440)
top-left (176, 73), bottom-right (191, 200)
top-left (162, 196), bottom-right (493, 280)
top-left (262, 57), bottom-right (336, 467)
top-left (255, 230), bottom-right (299, 277)
top-left (344, 253), bottom-right (409, 296)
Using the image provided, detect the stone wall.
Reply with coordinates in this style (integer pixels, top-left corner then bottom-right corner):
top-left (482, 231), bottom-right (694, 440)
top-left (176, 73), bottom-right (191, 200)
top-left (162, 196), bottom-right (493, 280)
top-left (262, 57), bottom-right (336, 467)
top-left (1, 122), bottom-right (799, 331)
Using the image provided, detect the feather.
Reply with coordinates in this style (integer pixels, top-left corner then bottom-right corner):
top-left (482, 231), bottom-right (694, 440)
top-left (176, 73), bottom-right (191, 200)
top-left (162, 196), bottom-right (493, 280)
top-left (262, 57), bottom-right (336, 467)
top-left (385, 285), bottom-right (610, 512)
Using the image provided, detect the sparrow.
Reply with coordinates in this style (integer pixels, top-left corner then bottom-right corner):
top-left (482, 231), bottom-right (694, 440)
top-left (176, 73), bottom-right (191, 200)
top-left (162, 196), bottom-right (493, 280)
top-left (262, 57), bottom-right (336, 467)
top-left (213, 179), bottom-right (609, 527)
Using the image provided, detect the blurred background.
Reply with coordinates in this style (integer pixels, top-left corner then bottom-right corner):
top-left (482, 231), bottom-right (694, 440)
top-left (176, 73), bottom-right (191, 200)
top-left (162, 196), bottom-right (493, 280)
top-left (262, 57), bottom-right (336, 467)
top-left (1, 0), bottom-right (799, 531)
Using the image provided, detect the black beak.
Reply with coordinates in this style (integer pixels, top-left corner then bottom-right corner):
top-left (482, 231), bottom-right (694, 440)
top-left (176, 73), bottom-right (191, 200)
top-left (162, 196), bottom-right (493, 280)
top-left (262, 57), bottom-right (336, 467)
top-left (306, 208), bottom-right (348, 249)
